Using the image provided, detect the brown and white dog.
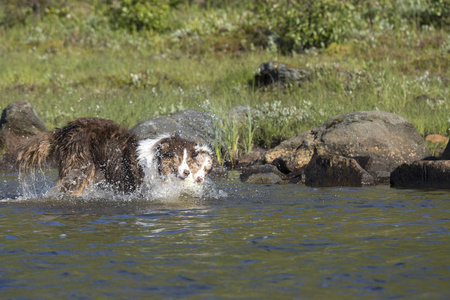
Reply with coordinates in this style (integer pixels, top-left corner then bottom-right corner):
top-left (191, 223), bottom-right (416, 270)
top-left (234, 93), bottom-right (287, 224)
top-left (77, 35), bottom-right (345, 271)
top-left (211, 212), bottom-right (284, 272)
top-left (16, 117), bottom-right (213, 195)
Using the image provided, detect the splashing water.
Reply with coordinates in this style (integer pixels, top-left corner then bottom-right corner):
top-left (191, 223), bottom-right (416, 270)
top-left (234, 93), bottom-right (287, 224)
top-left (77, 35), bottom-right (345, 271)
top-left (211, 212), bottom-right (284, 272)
top-left (141, 175), bottom-right (227, 201)
top-left (17, 169), bottom-right (57, 200)
top-left (9, 168), bottom-right (226, 203)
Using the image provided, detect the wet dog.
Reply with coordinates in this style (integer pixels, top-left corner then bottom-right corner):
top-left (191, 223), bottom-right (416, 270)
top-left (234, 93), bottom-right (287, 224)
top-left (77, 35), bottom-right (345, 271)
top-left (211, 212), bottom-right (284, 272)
top-left (16, 117), bottom-right (213, 195)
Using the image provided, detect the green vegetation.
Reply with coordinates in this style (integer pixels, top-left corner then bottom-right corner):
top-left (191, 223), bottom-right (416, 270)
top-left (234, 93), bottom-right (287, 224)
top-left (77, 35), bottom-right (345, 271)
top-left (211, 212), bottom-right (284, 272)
top-left (108, 0), bottom-right (170, 32)
top-left (0, 0), bottom-right (448, 166)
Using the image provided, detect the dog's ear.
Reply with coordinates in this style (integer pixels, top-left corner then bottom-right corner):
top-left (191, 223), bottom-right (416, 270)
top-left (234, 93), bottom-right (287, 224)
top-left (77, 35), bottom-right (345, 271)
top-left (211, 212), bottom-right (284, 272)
top-left (159, 141), bottom-right (170, 152)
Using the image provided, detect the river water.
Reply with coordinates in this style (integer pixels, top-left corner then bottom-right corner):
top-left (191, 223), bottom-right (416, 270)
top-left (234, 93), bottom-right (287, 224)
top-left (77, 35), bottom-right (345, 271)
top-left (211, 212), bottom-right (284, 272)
top-left (0, 170), bottom-right (449, 299)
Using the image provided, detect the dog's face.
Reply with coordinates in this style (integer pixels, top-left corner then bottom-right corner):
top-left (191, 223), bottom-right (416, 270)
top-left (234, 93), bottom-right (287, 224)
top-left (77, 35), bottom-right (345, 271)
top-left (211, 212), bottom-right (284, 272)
top-left (157, 142), bottom-right (192, 180)
top-left (189, 146), bottom-right (213, 184)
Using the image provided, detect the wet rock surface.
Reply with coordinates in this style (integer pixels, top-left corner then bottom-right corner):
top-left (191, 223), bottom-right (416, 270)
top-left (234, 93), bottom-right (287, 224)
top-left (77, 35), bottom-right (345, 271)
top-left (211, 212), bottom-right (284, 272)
top-left (304, 151), bottom-right (375, 187)
top-left (390, 140), bottom-right (450, 189)
top-left (390, 160), bottom-right (450, 189)
top-left (443, 141), bottom-right (450, 160)
top-left (244, 173), bottom-right (283, 185)
top-left (239, 164), bottom-right (286, 184)
top-left (0, 100), bottom-right (47, 168)
top-left (130, 109), bottom-right (216, 146)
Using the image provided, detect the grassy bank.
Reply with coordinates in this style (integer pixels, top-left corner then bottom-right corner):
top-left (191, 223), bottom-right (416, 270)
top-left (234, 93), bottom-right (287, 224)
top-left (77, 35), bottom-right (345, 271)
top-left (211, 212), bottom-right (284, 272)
top-left (0, 1), bottom-right (448, 165)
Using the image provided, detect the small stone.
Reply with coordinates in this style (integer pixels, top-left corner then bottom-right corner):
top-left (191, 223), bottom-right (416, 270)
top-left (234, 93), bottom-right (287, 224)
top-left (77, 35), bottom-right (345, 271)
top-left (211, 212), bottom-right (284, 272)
top-left (254, 61), bottom-right (311, 89)
top-left (425, 134), bottom-right (448, 144)
top-left (245, 173), bottom-right (282, 184)
top-left (240, 164), bottom-right (286, 182)
top-left (237, 148), bottom-right (266, 169)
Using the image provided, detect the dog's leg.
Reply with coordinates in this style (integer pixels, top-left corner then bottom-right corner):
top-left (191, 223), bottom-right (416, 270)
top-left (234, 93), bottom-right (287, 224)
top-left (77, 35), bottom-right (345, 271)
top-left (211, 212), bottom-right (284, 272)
top-left (56, 163), bottom-right (96, 196)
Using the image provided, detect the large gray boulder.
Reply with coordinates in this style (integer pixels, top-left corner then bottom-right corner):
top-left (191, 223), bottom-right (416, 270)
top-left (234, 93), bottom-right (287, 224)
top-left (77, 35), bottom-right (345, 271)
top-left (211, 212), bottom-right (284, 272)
top-left (265, 111), bottom-right (430, 183)
top-left (0, 100), bottom-right (47, 168)
top-left (130, 109), bottom-right (215, 146)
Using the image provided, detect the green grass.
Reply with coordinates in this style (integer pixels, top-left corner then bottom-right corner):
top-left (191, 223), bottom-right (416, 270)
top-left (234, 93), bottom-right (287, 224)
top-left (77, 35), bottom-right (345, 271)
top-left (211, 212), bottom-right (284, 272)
top-left (0, 2), bottom-right (449, 166)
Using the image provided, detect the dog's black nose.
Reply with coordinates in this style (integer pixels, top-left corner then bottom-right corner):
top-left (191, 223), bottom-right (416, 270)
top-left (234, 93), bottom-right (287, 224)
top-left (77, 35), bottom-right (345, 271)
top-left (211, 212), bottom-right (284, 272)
top-left (183, 169), bottom-right (190, 176)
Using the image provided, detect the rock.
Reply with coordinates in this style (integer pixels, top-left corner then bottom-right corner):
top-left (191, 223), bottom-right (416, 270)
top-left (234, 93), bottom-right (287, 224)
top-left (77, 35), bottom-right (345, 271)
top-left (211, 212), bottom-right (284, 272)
top-left (0, 100), bottom-right (47, 168)
top-left (304, 152), bottom-right (375, 187)
top-left (414, 94), bottom-right (445, 103)
top-left (390, 160), bottom-right (450, 189)
top-left (240, 164), bottom-right (286, 184)
top-left (0, 100), bottom-right (47, 139)
top-left (425, 134), bottom-right (448, 157)
top-left (271, 157), bottom-right (292, 174)
top-left (443, 141), bottom-right (450, 159)
top-left (265, 130), bottom-right (316, 172)
top-left (236, 148), bottom-right (266, 169)
top-left (130, 109), bottom-right (215, 146)
top-left (425, 134), bottom-right (448, 144)
top-left (254, 61), bottom-right (311, 89)
top-left (245, 173), bottom-right (282, 185)
top-left (315, 111), bottom-right (430, 178)
top-left (228, 105), bottom-right (250, 123)
top-left (265, 111), bottom-right (430, 183)
top-left (228, 105), bottom-right (259, 124)
top-left (208, 165), bottom-right (228, 180)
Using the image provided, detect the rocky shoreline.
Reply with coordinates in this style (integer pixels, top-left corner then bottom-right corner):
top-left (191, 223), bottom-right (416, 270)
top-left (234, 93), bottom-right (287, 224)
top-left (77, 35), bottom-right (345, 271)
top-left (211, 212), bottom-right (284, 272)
top-left (238, 110), bottom-right (449, 189)
top-left (1, 100), bottom-right (449, 189)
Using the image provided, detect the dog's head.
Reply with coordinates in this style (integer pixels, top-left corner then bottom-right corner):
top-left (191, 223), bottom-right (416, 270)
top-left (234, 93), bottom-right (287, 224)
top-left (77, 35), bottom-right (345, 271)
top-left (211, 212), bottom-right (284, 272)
top-left (137, 135), bottom-right (214, 183)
